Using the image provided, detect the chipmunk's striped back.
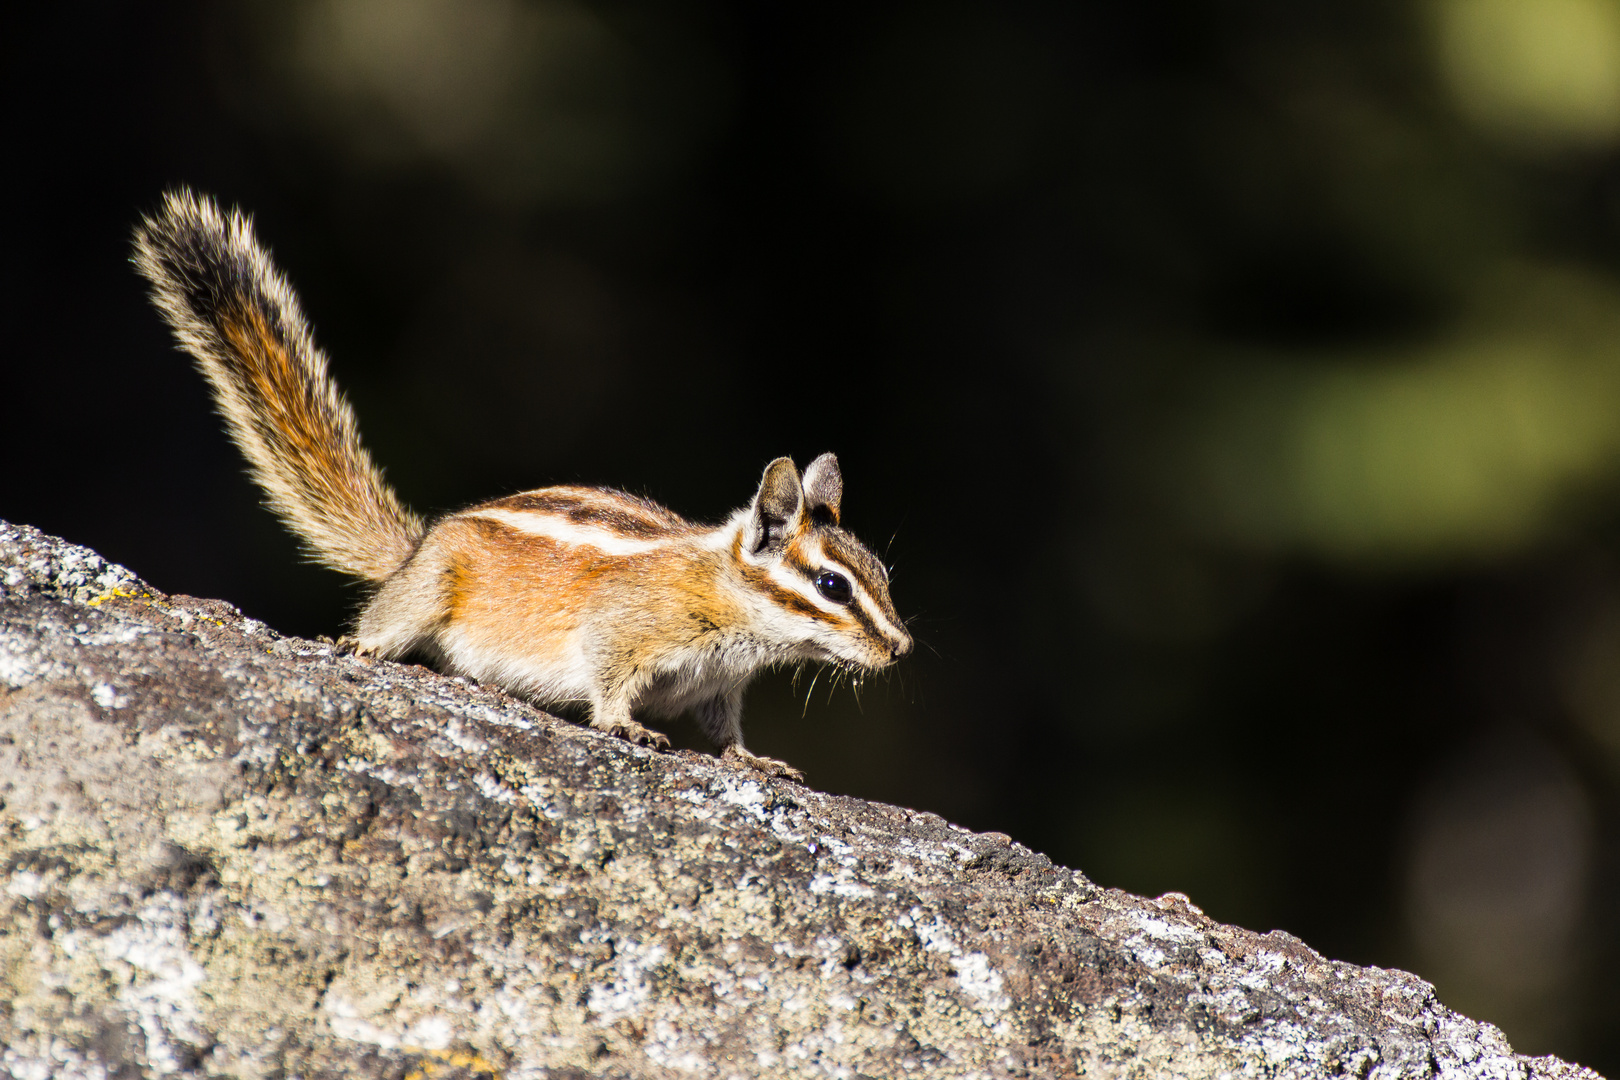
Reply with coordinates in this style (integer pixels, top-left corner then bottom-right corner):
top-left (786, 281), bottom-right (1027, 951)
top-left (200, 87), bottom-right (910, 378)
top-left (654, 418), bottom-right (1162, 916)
top-left (469, 486), bottom-right (702, 555)
top-left (455, 481), bottom-right (908, 652)
top-left (136, 190), bottom-right (910, 779)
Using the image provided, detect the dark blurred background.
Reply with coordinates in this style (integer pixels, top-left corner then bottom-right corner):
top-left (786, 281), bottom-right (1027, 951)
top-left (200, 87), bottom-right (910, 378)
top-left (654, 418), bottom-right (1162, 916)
top-left (8, 0), bottom-right (1620, 1066)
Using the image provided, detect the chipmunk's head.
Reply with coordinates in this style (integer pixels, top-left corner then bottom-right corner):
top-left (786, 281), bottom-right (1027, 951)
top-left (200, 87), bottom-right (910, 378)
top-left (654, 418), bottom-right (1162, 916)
top-left (739, 453), bottom-right (911, 669)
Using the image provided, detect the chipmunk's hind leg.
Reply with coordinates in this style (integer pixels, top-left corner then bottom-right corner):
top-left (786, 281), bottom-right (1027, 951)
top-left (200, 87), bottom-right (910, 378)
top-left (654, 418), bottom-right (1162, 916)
top-left (355, 539), bottom-right (453, 660)
top-left (697, 691), bottom-right (804, 781)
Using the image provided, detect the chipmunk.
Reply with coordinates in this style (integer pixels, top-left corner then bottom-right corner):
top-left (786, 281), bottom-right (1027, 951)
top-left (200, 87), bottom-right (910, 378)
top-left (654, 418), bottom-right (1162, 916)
top-left (132, 189), bottom-right (910, 780)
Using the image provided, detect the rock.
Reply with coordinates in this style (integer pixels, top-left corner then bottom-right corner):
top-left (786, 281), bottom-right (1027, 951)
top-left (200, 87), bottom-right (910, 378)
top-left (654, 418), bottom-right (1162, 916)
top-left (0, 520), bottom-right (1603, 1079)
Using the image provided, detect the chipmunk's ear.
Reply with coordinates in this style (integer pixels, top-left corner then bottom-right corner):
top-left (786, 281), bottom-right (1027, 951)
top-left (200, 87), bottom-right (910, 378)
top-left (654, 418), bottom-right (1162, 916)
top-left (801, 452), bottom-right (842, 527)
top-left (748, 457), bottom-right (804, 553)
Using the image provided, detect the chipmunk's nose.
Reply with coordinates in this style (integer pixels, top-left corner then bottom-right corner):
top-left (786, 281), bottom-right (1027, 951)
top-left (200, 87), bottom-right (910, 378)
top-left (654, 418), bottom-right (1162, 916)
top-left (890, 632), bottom-right (913, 660)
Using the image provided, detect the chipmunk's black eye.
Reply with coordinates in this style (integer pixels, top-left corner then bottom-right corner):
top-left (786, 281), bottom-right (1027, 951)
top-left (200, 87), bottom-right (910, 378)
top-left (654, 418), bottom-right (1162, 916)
top-left (816, 570), bottom-right (853, 605)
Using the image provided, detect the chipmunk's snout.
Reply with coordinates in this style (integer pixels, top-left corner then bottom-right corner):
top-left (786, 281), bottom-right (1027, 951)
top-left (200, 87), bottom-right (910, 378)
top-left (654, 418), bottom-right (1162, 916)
top-left (857, 579), bottom-right (910, 666)
top-left (871, 625), bottom-right (911, 667)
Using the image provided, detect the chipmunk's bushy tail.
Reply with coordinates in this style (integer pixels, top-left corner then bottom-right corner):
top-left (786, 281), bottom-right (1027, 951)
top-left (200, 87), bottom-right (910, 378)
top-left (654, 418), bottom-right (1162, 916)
top-left (133, 189), bottom-right (423, 581)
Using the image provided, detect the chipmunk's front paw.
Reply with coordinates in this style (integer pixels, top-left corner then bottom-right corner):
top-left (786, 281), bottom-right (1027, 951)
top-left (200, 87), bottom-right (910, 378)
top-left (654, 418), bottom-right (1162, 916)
top-left (722, 745), bottom-right (805, 782)
top-left (602, 719), bottom-right (671, 750)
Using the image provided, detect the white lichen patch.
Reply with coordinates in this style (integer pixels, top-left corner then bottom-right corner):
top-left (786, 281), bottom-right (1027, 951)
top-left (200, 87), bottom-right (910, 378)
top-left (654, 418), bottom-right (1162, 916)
top-left (0, 1035), bottom-right (112, 1080)
top-left (433, 716), bottom-right (491, 758)
top-left (6, 869), bottom-right (49, 900)
top-left (680, 776), bottom-right (821, 858)
top-left (87, 893), bottom-right (209, 1075)
top-left (808, 835), bottom-right (875, 899)
top-left (472, 772), bottom-right (517, 805)
top-left (325, 999), bottom-right (400, 1048)
top-left (898, 909), bottom-right (1011, 1022)
top-left (1113, 909), bottom-right (1206, 971)
top-left (402, 1014), bottom-right (455, 1050)
top-left (0, 645), bottom-right (33, 688)
top-left (324, 978), bottom-right (465, 1054)
top-left (584, 932), bottom-right (668, 1022)
top-left (89, 683), bottom-right (128, 709)
top-left (641, 1017), bottom-right (711, 1073)
top-left (72, 623), bottom-right (150, 648)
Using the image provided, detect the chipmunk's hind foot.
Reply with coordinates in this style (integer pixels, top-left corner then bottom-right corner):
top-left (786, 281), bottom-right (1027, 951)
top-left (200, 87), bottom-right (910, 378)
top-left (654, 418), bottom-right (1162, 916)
top-left (722, 744), bottom-right (805, 782)
top-left (332, 634), bottom-right (374, 656)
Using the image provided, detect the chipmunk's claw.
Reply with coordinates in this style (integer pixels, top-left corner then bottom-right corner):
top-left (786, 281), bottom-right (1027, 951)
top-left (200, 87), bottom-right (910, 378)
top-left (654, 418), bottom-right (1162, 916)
top-left (722, 744), bottom-right (804, 782)
top-left (605, 720), bottom-right (671, 750)
top-left (333, 635), bottom-right (380, 661)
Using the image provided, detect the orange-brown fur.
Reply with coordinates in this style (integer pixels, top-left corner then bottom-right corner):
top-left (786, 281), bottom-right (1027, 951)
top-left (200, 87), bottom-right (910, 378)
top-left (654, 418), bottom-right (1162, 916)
top-left (135, 190), bottom-right (911, 779)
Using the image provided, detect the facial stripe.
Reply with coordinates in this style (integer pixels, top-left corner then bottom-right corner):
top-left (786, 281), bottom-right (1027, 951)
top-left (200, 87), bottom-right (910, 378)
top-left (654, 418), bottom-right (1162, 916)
top-left (767, 562), bottom-right (843, 612)
top-left (748, 562), bottom-right (836, 620)
top-left (733, 520), bottom-right (912, 652)
top-left (731, 532), bottom-right (844, 622)
top-left (819, 529), bottom-right (890, 585)
top-left (761, 533), bottom-right (905, 647)
top-left (813, 562), bottom-right (906, 646)
top-left (815, 532), bottom-right (906, 635)
top-left (785, 552), bottom-right (820, 584)
top-left (854, 589), bottom-right (907, 646)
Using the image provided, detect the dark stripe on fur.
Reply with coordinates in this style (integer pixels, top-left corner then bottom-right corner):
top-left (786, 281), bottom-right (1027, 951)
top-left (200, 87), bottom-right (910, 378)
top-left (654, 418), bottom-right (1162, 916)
top-left (485, 489), bottom-right (686, 539)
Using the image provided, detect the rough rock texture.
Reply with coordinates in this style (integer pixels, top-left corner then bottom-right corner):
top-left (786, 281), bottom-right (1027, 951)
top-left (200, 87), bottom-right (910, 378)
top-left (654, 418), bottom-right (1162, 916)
top-left (0, 520), bottom-right (1603, 1080)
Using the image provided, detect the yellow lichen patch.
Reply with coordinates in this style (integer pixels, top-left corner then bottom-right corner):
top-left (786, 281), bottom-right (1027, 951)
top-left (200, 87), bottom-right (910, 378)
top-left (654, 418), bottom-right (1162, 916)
top-left (402, 1047), bottom-right (504, 1080)
top-left (84, 586), bottom-right (156, 607)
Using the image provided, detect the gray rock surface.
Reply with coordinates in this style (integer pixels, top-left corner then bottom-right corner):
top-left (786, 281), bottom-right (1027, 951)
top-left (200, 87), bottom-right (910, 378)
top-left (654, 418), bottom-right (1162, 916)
top-left (0, 519), bottom-right (1603, 1079)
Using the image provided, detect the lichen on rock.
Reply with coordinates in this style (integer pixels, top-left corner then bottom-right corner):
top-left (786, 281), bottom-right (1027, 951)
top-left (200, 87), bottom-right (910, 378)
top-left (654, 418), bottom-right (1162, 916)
top-left (0, 520), bottom-right (1604, 1078)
